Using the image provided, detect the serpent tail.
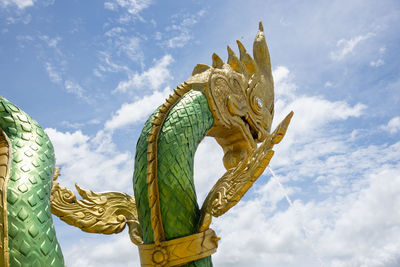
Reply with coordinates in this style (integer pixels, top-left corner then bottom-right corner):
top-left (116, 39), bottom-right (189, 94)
top-left (0, 97), bottom-right (64, 266)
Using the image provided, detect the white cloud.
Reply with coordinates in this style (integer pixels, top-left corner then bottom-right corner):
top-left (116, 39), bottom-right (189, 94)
top-left (104, 1), bottom-right (116, 11)
top-left (0, 0), bottom-right (34, 9)
top-left (104, 0), bottom-right (152, 15)
top-left (273, 66), bottom-right (290, 83)
top-left (273, 66), bottom-right (297, 98)
top-left (45, 62), bottom-right (62, 84)
top-left (42, 38), bottom-right (90, 103)
top-left (212, 153), bottom-right (400, 267)
top-left (330, 33), bottom-right (374, 61)
top-left (61, 118), bottom-right (104, 129)
top-left (45, 63), bottom-right (90, 102)
top-left (95, 32), bottom-right (143, 77)
top-left (381, 116), bottom-right (400, 134)
top-left (45, 128), bottom-right (134, 193)
top-left (51, 65), bottom-right (398, 267)
top-left (60, 120), bottom-right (84, 129)
top-left (114, 54), bottom-right (173, 93)
top-left (167, 32), bottom-right (191, 48)
top-left (370, 58), bottom-right (384, 67)
top-left (5, 13), bottom-right (31, 24)
top-left (194, 138), bottom-right (225, 203)
top-left (163, 9), bottom-right (206, 48)
top-left (39, 35), bottom-right (61, 48)
top-left (119, 36), bottom-right (142, 61)
top-left (196, 66), bottom-right (386, 267)
top-left (64, 80), bottom-right (84, 97)
top-left (104, 27), bottom-right (126, 37)
top-left (370, 46), bottom-right (386, 67)
top-left (16, 34), bottom-right (33, 43)
top-left (273, 66), bottom-right (366, 135)
top-left (280, 95), bottom-right (365, 134)
top-left (64, 80), bottom-right (90, 102)
top-left (154, 31), bottom-right (162, 40)
top-left (105, 86), bottom-right (171, 130)
top-left (64, 234), bottom-right (140, 267)
top-left (95, 51), bottom-right (131, 76)
top-left (318, 163), bottom-right (400, 266)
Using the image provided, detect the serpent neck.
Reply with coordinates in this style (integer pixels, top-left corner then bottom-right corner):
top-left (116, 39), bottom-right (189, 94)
top-left (157, 90), bottom-right (214, 240)
top-left (133, 90), bottom-right (214, 244)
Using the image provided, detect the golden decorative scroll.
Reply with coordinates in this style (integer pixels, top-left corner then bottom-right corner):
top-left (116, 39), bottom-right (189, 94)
top-left (198, 111), bottom-right (293, 231)
top-left (0, 129), bottom-right (10, 267)
top-left (138, 229), bottom-right (219, 267)
top-left (50, 170), bottom-right (143, 245)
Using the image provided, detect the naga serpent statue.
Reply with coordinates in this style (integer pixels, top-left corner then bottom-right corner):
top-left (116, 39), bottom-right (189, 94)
top-left (0, 23), bottom-right (293, 266)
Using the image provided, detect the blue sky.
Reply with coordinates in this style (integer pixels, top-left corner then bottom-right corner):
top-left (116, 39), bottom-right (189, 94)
top-left (1, 0), bottom-right (400, 266)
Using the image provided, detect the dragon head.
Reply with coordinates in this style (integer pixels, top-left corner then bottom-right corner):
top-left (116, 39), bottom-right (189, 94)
top-left (187, 22), bottom-right (274, 170)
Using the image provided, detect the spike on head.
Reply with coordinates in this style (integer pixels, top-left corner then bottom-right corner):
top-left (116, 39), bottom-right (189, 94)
top-left (227, 46), bottom-right (246, 74)
top-left (236, 40), bottom-right (257, 75)
top-left (212, 53), bottom-right (224, 68)
top-left (236, 40), bottom-right (246, 60)
top-left (259, 21), bottom-right (264, 32)
top-left (253, 21), bottom-right (273, 85)
top-left (192, 64), bottom-right (211, 76)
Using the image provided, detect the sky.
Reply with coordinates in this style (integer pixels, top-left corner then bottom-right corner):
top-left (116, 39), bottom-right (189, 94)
top-left (1, 0), bottom-right (400, 266)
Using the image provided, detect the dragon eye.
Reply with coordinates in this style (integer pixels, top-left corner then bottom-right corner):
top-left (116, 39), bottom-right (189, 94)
top-left (256, 98), bottom-right (263, 109)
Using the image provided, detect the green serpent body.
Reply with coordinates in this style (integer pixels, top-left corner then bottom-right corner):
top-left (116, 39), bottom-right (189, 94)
top-left (0, 97), bottom-right (64, 266)
top-left (0, 23), bottom-right (278, 267)
top-left (0, 91), bottom-right (215, 266)
top-left (133, 90), bottom-right (214, 266)
top-left (0, 89), bottom-right (219, 267)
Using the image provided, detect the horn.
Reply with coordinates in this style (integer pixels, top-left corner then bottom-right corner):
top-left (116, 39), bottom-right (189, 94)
top-left (212, 53), bottom-right (224, 68)
top-left (227, 46), bottom-right (246, 75)
top-left (253, 21), bottom-right (273, 85)
top-left (236, 40), bottom-right (258, 75)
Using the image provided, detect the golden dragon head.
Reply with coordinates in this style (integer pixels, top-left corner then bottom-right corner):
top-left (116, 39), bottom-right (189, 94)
top-left (187, 22), bottom-right (274, 170)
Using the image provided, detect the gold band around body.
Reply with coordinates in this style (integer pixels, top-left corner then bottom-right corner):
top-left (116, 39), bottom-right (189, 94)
top-left (138, 228), bottom-right (219, 267)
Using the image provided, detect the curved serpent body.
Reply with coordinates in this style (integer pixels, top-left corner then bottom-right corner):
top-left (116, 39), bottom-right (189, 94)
top-left (0, 97), bottom-right (64, 266)
top-left (132, 23), bottom-right (285, 266)
top-left (134, 90), bottom-right (214, 266)
top-left (1, 24), bottom-right (291, 267)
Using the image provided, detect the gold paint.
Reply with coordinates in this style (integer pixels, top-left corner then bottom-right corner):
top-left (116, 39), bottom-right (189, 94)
top-left (188, 22), bottom-right (276, 170)
top-left (50, 170), bottom-right (143, 245)
top-left (138, 229), bottom-right (218, 267)
top-left (185, 21), bottom-right (294, 236)
top-left (0, 129), bottom-right (10, 267)
top-left (50, 22), bottom-right (293, 267)
top-left (198, 112), bottom-right (293, 232)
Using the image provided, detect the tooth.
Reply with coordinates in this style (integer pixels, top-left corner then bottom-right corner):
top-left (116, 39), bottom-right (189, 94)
top-left (258, 131), bottom-right (262, 140)
top-left (246, 124), bottom-right (251, 134)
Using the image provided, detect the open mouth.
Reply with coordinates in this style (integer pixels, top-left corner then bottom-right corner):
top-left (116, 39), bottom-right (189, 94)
top-left (220, 114), bottom-right (261, 170)
top-left (241, 116), bottom-right (258, 140)
top-left (240, 113), bottom-right (266, 144)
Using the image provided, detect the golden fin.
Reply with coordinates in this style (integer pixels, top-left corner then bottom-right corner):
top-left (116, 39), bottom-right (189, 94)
top-left (50, 170), bottom-right (143, 245)
top-left (198, 112), bottom-right (293, 231)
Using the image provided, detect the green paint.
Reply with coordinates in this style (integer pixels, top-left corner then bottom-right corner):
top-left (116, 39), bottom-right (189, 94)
top-left (0, 90), bottom-right (215, 266)
top-left (0, 97), bottom-right (64, 266)
top-left (133, 91), bottom-right (214, 266)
